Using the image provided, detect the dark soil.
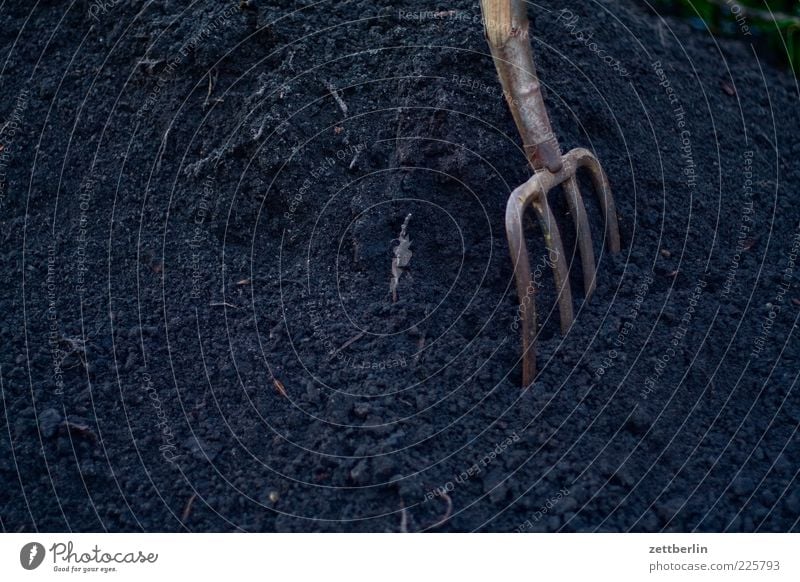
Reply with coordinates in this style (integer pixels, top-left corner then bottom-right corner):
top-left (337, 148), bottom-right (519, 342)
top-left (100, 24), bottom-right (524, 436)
top-left (1, 0), bottom-right (799, 532)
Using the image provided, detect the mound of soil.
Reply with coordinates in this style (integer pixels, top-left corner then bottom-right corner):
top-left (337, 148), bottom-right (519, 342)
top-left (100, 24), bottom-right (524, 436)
top-left (1, 0), bottom-right (798, 532)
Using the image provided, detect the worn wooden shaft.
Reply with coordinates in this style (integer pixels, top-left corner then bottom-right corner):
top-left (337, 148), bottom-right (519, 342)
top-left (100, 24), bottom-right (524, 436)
top-left (480, 0), bottom-right (562, 173)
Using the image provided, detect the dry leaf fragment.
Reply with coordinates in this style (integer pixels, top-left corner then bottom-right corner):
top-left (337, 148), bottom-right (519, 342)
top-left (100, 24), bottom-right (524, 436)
top-left (720, 81), bottom-right (736, 96)
top-left (390, 214), bottom-right (413, 302)
top-left (273, 378), bottom-right (287, 397)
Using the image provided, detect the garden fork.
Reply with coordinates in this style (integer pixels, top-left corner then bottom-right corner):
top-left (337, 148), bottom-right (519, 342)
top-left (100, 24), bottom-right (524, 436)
top-left (480, 0), bottom-right (621, 387)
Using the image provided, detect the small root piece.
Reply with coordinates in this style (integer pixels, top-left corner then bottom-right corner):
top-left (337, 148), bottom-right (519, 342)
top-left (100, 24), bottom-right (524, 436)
top-left (181, 493), bottom-right (197, 523)
top-left (333, 330), bottom-right (366, 357)
top-left (57, 335), bottom-right (90, 371)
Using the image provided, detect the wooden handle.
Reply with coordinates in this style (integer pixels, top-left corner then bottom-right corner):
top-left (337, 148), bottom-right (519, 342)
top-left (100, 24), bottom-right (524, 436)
top-left (480, 0), bottom-right (563, 173)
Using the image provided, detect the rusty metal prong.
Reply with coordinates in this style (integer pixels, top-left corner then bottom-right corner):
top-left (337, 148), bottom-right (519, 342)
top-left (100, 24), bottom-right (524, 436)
top-left (562, 176), bottom-right (597, 300)
top-left (506, 171), bottom-right (573, 387)
top-left (533, 186), bottom-right (574, 334)
top-left (506, 176), bottom-right (540, 388)
top-left (568, 147), bottom-right (622, 253)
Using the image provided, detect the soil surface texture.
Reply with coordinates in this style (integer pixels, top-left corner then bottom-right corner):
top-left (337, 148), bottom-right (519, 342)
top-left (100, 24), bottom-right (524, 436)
top-left (1, 0), bottom-right (799, 532)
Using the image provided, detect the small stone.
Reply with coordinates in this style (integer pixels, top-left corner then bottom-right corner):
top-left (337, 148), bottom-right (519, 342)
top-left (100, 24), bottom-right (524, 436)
top-left (625, 408), bottom-right (650, 436)
top-left (349, 459), bottom-right (369, 485)
top-left (558, 496), bottom-right (578, 513)
top-left (386, 430), bottom-right (405, 447)
top-left (268, 491), bottom-right (279, 503)
top-left (79, 458), bottom-right (98, 478)
top-left (774, 452), bottom-right (792, 472)
top-left (655, 497), bottom-right (683, 522)
top-left (305, 382), bottom-right (321, 402)
top-left (372, 457), bottom-right (396, 481)
top-left (38, 408), bottom-right (62, 438)
top-left (784, 490), bottom-right (800, 514)
top-left (760, 487), bottom-right (777, 506)
top-left (660, 249), bottom-right (671, 258)
top-left (613, 466), bottom-right (637, 488)
top-left (352, 404), bottom-right (370, 419)
top-left (638, 510), bottom-right (661, 530)
top-left (484, 470), bottom-right (508, 503)
top-left (733, 476), bottom-right (754, 496)
top-left (184, 436), bottom-right (219, 461)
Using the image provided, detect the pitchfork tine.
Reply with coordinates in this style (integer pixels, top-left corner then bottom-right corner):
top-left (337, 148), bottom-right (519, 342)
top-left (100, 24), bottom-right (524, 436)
top-left (507, 172), bottom-right (573, 387)
top-left (577, 148), bottom-right (622, 253)
top-left (482, 0), bottom-right (621, 386)
top-left (563, 175), bottom-right (598, 299)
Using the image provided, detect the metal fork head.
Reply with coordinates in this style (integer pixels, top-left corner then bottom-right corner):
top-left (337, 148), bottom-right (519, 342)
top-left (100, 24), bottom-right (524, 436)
top-left (479, 0), bottom-right (621, 387)
top-left (506, 147), bottom-right (620, 387)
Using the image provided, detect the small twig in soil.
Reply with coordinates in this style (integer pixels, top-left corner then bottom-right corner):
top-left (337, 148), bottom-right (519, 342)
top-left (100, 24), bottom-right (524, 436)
top-left (136, 58), bottom-right (164, 75)
top-left (333, 330), bottom-right (366, 357)
top-left (251, 115), bottom-right (269, 141)
top-left (349, 147), bottom-right (362, 170)
top-left (62, 419), bottom-right (98, 443)
top-left (156, 122), bottom-right (173, 173)
top-left (181, 493), bottom-right (197, 523)
top-left (209, 302), bottom-right (238, 309)
top-left (324, 80), bottom-right (348, 115)
top-left (58, 335), bottom-right (90, 371)
top-left (202, 68), bottom-right (219, 109)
